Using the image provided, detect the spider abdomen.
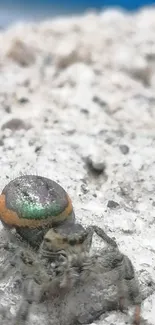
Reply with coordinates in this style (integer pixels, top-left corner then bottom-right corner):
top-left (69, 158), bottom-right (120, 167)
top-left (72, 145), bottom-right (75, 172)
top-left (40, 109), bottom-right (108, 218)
top-left (0, 175), bottom-right (75, 246)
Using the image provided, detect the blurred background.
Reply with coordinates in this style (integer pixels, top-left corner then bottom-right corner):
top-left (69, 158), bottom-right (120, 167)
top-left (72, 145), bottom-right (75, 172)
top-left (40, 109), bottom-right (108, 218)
top-left (0, 0), bottom-right (154, 27)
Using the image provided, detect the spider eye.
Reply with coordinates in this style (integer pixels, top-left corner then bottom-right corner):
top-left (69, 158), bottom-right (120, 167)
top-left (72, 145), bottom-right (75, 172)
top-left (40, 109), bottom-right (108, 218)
top-left (68, 237), bottom-right (77, 245)
top-left (44, 238), bottom-right (51, 243)
top-left (62, 237), bottom-right (68, 243)
top-left (79, 235), bottom-right (85, 244)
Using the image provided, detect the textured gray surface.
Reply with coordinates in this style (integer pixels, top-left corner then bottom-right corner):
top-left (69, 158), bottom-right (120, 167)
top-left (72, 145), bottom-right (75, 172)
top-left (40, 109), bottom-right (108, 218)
top-left (0, 235), bottom-right (152, 325)
top-left (0, 7), bottom-right (155, 324)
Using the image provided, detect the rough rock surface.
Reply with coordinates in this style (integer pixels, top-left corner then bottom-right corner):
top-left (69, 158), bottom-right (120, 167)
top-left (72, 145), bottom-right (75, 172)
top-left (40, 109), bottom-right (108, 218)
top-left (0, 6), bottom-right (155, 325)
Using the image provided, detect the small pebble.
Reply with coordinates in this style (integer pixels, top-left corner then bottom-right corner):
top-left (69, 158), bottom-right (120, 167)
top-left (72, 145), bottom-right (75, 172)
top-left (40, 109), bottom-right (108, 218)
top-left (7, 39), bottom-right (36, 66)
top-left (0, 139), bottom-right (4, 146)
top-left (35, 146), bottom-right (42, 153)
top-left (85, 156), bottom-right (106, 175)
top-left (119, 144), bottom-right (129, 155)
top-left (66, 129), bottom-right (76, 135)
top-left (107, 200), bottom-right (119, 209)
top-left (55, 41), bottom-right (91, 69)
top-left (80, 108), bottom-right (89, 115)
top-left (4, 105), bottom-right (11, 113)
top-left (1, 118), bottom-right (31, 131)
top-left (92, 95), bottom-right (107, 107)
top-left (105, 137), bottom-right (114, 144)
top-left (18, 97), bottom-right (29, 104)
top-left (81, 183), bottom-right (89, 194)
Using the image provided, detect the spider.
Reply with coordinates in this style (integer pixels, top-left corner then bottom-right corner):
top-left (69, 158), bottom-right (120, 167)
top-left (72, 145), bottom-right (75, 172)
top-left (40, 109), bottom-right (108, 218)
top-left (0, 175), bottom-right (142, 324)
top-left (0, 226), bottom-right (142, 325)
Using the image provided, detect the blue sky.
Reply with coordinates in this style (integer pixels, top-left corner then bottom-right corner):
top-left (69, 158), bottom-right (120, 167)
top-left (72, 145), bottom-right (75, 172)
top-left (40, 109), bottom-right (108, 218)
top-left (0, 0), bottom-right (154, 27)
top-left (1, 0), bottom-right (154, 10)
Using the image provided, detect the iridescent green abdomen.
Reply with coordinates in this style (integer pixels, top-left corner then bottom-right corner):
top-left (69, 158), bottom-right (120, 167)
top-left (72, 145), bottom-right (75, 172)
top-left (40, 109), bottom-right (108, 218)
top-left (0, 175), bottom-right (75, 245)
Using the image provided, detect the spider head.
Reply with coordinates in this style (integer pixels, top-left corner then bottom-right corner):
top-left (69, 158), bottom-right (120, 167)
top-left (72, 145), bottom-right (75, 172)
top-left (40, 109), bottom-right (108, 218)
top-left (39, 223), bottom-right (89, 260)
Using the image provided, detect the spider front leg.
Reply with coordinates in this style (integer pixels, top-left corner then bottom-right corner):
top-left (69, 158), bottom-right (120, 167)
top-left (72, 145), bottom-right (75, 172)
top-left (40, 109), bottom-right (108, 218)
top-left (118, 255), bottom-right (141, 325)
top-left (13, 278), bottom-right (37, 325)
top-left (0, 240), bottom-right (18, 252)
top-left (13, 266), bottom-right (49, 324)
top-left (0, 243), bottom-right (24, 282)
top-left (13, 251), bottom-right (61, 324)
top-left (84, 225), bottom-right (117, 252)
top-left (0, 244), bottom-right (38, 285)
top-left (127, 276), bottom-right (141, 325)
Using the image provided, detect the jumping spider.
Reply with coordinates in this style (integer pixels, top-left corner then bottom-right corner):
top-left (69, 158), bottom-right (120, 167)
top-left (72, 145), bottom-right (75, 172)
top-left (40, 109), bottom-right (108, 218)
top-left (0, 225), bottom-right (141, 325)
top-left (0, 175), bottom-right (142, 324)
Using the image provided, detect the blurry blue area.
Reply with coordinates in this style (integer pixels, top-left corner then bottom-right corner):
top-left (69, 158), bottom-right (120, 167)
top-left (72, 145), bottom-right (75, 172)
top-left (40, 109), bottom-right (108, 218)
top-left (2, 0), bottom-right (155, 10)
top-left (0, 0), bottom-right (154, 27)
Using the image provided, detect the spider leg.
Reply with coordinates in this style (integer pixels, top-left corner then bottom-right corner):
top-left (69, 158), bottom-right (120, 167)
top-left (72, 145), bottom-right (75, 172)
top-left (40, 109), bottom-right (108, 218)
top-left (133, 305), bottom-right (141, 325)
top-left (117, 277), bottom-right (128, 313)
top-left (89, 225), bottom-right (117, 247)
top-left (0, 249), bottom-right (22, 282)
top-left (0, 245), bottom-right (37, 282)
top-left (81, 225), bottom-right (117, 255)
top-left (127, 277), bottom-right (141, 325)
top-left (14, 300), bottom-right (31, 325)
top-left (82, 224), bottom-right (117, 253)
top-left (82, 227), bottom-right (94, 252)
top-left (0, 241), bottom-right (18, 252)
top-left (122, 255), bottom-right (141, 324)
top-left (13, 277), bottom-right (38, 325)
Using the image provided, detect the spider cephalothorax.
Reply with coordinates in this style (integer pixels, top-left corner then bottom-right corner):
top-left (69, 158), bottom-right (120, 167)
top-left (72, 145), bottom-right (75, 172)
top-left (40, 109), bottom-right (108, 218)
top-left (0, 236), bottom-right (142, 325)
top-left (39, 223), bottom-right (117, 260)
